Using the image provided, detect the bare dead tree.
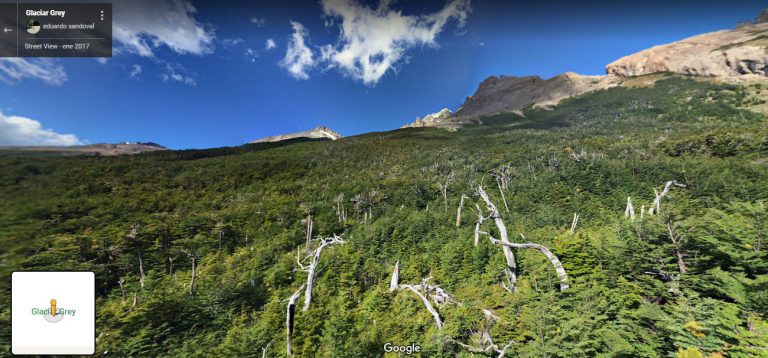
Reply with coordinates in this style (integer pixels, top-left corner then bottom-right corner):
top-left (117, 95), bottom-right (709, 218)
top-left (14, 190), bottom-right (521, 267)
top-left (474, 203), bottom-right (484, 247)
top-left (625, 196), bottom-right (636, 221)
top-left (389, 261), bottom-right (400, 292)
top-left (570, 213), bottom-right (580, 234)
top-left (456, 194), bottom-right (468, 227)
top-left (667, 222), bottom-right (688, 274)
top-left (285, 284), bottom-right (305, 357)
top-left (137, 249), bottom-right (146, 288)
top-left (127, 225), bottom-right (146, 288)
top-left (493, 164), bottom-right (514, 190)
top-left (296, 234), bottom-right (346, 311)
top-left (452, 309), bottom-right (515, 358)
top-left (476, 186), bottom-right (518, 292)
top-left (334, 194), bottom-right (347, 222)
top-left (389, 266), bottom-right (457, 331)
top-left (485, 234), bottom-right (570, 291)
top-left (261, 341), bottom-right (272, 358)
top-left (648, 180), bottom-right (686, 215)
top-left (304, 214), bottom-right (313, 253)
top-left (118, 278), bottom-right (126, 302)
top-left (437, 170), bottom-right (456, 212)
top-left (180, 248), bottom-right (196, 295)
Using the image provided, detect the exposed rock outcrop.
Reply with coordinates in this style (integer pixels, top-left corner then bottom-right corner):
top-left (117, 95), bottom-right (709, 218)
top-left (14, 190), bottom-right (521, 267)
top-left (251, 126), bottom-right (342, 143)
top-left (452, 72), bottom-right (618, 121)
top-left (606, 22), bottom-right (768, 80)
top-left (401, 108), bottom-right (453, 128)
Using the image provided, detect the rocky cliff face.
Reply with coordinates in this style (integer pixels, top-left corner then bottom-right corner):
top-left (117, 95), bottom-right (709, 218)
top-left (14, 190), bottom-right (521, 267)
top-left (606, 22), bottom-right (768, 79)
top-left (401, 12), bottom-right (768, 128)
top-left (452, 73), bottom-right (618, 121)
top-left (401, 108), bottom-right (453, 128)
top-left (251, 126), bottom-right (343, 143)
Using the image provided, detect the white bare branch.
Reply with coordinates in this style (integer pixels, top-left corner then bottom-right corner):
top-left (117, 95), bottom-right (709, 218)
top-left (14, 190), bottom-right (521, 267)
top-left (389, 261), bottom-right (399, 293)
top-left (570, 213), bottom-right (580, 234)
top-left (487, 234), bottom-right (570, 291)
top-left (389, 266), bottom-right (457, 331)
top-left (648, 180), bottom-right (686, 215)
top-left (625, 196), bottom-right (635, 221)
top-left (476, 186), bottom-right (518, 291)
top-left (303, 234), bottom-right (345, 311)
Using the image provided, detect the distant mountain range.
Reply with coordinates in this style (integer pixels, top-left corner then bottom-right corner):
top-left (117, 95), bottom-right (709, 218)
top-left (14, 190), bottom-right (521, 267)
top-left (250, 126), bottom-right (343, 143)
top-left (403, 19), bottom-right (768, 128)
top-left (0, 142), bottom-right (167, 156)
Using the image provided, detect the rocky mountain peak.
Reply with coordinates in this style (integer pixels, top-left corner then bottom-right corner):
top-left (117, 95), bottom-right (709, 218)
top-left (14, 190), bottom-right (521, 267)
top-left (250, 125), bottom-right (343, 143)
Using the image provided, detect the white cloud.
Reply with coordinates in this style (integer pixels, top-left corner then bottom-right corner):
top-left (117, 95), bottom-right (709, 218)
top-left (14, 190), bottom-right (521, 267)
top-left (286, 0), bottom-right (472, 85)
top-left (130, 64), bottom-right (143, 78)
top-left (0, 58), bottom-right (67, 86)
top-left (0, 111), bottom-right (83, 146)
top-left (113, 0), bottom-right (214, 57)
top-left (245, 48), bottom-right (258, 63)
top-left (161, 63), bottom-right (196, 86)
top-left (280, 21), bottom-right (316, 80)
top-left (221, 37), bottom-right (245, 48)
top-left (251, 17), bottom-right (266, 27)
top-left (265, 38), bottom-right (277, 50)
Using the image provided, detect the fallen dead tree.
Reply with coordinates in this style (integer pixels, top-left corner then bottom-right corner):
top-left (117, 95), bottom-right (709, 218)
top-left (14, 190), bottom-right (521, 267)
top-left (475, 186), bottom-right (570, 291)
top-left (388, 261), bottom-right (457, 330)
top-left (452, 309), bottom-right (515, 358)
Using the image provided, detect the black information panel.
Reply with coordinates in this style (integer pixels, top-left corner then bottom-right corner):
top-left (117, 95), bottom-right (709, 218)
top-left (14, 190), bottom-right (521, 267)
top-left (0, 3), bottom-right (112, 57)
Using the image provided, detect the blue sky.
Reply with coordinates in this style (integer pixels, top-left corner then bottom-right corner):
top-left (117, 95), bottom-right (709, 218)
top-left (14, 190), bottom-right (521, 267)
top-left (0, 0), bottom-right (765, 149)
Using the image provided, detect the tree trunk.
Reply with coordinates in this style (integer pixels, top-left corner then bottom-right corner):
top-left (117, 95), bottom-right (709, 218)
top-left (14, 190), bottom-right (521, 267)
top-left (456, 195), bottom-right (466, 227)
top-left (137, 249), bottom-right (145, 288)
top-left (625, 196), bottom-right (635, 221)
top-left (489, 236), bottom-right (569, 291)
top-left (477, 187), bottom-right (517, 291)
top-left (570, 213), bottom-right (579, 234)
top-left (118, 279), bottom-right (126, 302)
top-left (496, 179), bottom-right (509, 212)
top-left (474, 204), bottom-right (483, 247)
top-left (305, 214), bottom-right (313, 253)
top-left (189, 257), bottom-right (196, 295)
top-left (667, 223), bottom-right (687, 274)
top-left (389, 261), bottom-right (399, 292)
top-left (286, 284), bottom-right (305, 357)
top-left (303, 236), bottom-right (345, 311)
top-left (401, 284), bottom-right (443, 330)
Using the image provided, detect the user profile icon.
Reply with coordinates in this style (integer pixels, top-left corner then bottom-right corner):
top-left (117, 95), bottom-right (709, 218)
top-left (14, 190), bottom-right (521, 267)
top-left (26, 20), bottom-right (41, 35)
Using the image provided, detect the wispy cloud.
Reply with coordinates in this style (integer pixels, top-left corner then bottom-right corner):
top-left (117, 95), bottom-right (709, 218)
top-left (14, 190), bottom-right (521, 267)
top-left (280, 21), bottom-right (315, 80)
top-left (130, 64), bottom-right (143, 78)
top-left (251, 17), bottom-right (267, 27)
top-left (245, 48), bottom-right (259, 63)
top-left (279, 0), bottom-right (472, 85)
top-left (0, 58), bottom-right (67, 86)
top-left (114, 0), bottom-right (214, 57)
top-left (0, 111), bottom-right (83, 146)
top-left (265, 38), bottom-right (277, 50)
top-left (161, 62), bottom-right (196, 86)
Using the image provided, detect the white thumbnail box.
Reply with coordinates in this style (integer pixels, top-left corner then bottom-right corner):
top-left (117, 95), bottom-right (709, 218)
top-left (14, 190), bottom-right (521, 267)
top-left (12, 271), bottom-right (95, 355)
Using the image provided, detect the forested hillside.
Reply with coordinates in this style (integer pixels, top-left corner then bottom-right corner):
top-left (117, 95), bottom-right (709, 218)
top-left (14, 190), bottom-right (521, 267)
top-left (1, 77), bottom-right (767, 357)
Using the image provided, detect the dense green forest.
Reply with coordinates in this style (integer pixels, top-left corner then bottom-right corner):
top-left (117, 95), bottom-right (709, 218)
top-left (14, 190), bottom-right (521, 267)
top-left (1, 76), bottom-right (767, 357)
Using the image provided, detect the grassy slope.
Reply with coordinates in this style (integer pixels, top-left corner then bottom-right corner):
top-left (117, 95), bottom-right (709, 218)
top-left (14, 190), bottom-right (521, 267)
top-left (0, 77), bottom-right (767, 357)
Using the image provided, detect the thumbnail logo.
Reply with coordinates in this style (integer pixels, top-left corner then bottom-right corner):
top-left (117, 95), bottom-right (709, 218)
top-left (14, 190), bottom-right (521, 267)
top-left (26, 20), bottom-right (41, 35)
top-left (30, 299), bottom-right (77, 323)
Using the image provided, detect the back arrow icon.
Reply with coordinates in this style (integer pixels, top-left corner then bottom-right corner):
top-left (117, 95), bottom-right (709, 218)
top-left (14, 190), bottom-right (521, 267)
top-left (3, 27), bottom-right (12, 33)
